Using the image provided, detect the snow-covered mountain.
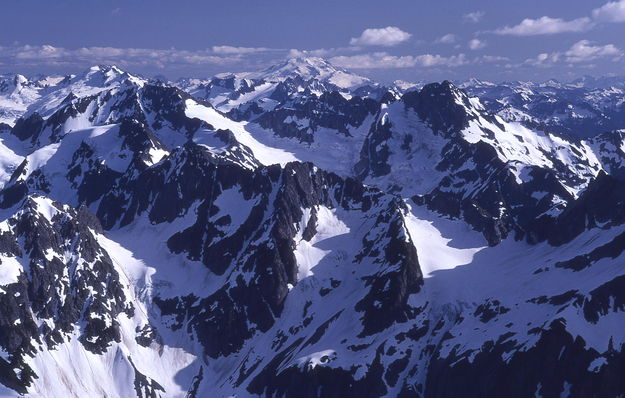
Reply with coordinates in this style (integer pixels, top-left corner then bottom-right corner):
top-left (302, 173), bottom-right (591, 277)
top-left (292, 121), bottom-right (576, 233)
top-left (178, 56), bottom-right (374, 100)
top-left (0, 66), bottom-right (144, 128)
top-left (0, 74), bottom-right (65, 127)
top-left (176, 57), bottom-right (386, 124)
top-left (459, 77), bottom-right (625, 139)
top-left (1, 60), bottom-right (625, 397)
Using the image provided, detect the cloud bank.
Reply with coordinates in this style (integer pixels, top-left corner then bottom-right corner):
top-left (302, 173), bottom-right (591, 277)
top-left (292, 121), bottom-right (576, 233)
top-left (495, 17), bottom-right (594, 36)
top-left (494, 0), bottom-right (625, 37)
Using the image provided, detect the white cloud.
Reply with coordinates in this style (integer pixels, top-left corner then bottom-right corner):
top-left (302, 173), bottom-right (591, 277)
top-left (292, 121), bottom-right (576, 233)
top-left (592, 0), bottom-right (625, 23)
top-left (211, 45), bottom-right (271, 54)
top-left (3, 44), bottom-right (249, 69)
top-left (330, 52), bottom-right (417, 68)
top-left (564, 40), bottom-right (623, 63)
top-left (479, 55), bottom-right (509, 63)
top-left (417, 53), bottom-right (469, 67)
top-left (0, 43), bottom-right (480, 75)
top-left (494, 16), bottom-right (594, 36)
top-left (493, 1), bottom-right (625, 39)
top-left (288, 48), bottom-right (332, 58)
top-left (349, 27), bottom-right (412, 47)
top-left (436, 34), bottom-right (457, 44)
top-left (287, 46), bottom-right (361, 58)
top-left (14, 44), bottom-right (65, 59)
top-left (463, 11), bottom-right (485, 23)
top-left (468, 39), bottom-right (487, 50)
top-left (522, 40), bottom-right (622, 67)
top-left (329, 52), bottom-right (468, 69)
top-left (523, 52), bottom-right (561, 67)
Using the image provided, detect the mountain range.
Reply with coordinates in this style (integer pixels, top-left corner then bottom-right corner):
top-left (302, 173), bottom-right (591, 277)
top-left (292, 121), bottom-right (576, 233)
top-left (0, 57), bottom-right (625, 397)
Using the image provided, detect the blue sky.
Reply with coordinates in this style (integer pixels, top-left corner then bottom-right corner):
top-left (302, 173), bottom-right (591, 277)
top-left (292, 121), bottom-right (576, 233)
top-left (1, 0), bottom-right (624, 82)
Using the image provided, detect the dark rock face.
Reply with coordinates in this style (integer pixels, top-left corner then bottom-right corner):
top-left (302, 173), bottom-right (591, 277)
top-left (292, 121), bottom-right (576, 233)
top-left (357, 81), bottom-right (602, 246)
top-left (248, 342), bottom-right (388, 398)
top-left (97, 143), bottom-right (423, 359)
top-left (253, 91), bottom-right (378, 143)
top-left (4, 65), bottom-right (625, 397)
top-left (0, 122), bottom-right (12, 133)
top-left (140, 84), bottom-right (212, 135)
top-left (583, 274), bottom-right (625, 324)
top-left (355, 200), bottom-right (422, 335)
top-left (0, 196), bottom-right (132, 392)
top-left (129, 356), bottom-right (165, 398)
top-left (425, 319), bottom-right (625, 398)
top-left (402, 81), bottom-right (482, 135)
top-left (68, 141), bottom-right (123, 205)
top-left (421, 157), bottom-right (575, 246)
top-left (462, 79), bottom-right (625, 139)
top-left (7, 79), bottom-right (211, 150)
top-left (528, 172), bottom-right (625, 246)
top-left (355, 113), bottom-right (394, 179)
top-left (0, 180), bottom-right (29, 209)
top-left (184, 75), bottom-right (262, 109)
top-left (0, 118), bottom-right (172, 212)
top-left (11, 113), bottom-right (44, 143)
top-left (555, 231), bottom-right (625, 271)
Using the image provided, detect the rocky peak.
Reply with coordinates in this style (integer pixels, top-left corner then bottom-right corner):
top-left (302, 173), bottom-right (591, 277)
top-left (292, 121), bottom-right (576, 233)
top-left (75, 65), bottom-right (143, 88)
top-left (402, 80), bottom-right (480, 136)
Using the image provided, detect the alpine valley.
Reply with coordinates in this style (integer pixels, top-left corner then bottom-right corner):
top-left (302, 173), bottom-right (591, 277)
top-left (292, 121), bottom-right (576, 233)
top-left (1, 57), bottom-right (625, 398)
